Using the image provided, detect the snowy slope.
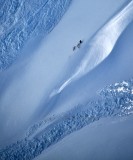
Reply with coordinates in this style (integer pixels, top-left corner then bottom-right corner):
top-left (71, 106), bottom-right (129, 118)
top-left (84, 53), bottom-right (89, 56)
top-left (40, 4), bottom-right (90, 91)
top-left (0, 0), bottom-right (133, 159)
top-left (0, 0), bottom-right (128, 146)
top-left (40, 0), bottom-right (133, 116)
top-left (36, 115), bottom-right (133, 160)
top-left (51, 0), bottom-right (133, 97)
top-left (1, 78), bottom-right (133, 159)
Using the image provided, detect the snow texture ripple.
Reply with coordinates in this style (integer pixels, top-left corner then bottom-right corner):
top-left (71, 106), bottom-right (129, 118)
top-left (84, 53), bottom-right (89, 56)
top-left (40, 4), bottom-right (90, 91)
top-left (0, 0), bottom-right (72, 70)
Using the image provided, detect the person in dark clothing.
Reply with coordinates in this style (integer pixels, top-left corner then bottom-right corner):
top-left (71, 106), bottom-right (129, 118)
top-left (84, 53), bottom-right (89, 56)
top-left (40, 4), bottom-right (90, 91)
top-left (77, 40), bottom-right (83, 48)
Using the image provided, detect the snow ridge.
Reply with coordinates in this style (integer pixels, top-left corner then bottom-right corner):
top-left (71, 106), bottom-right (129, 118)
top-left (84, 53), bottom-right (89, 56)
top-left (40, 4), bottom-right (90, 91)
top-left (50, 0), bottom-right (133, 97)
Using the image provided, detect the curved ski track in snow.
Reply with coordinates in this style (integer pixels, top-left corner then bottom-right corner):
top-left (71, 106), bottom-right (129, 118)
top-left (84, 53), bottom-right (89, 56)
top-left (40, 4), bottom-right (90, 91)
top-left (0, 0), bottom-right (72, 70)
top-left (50, 0), bottom-right (133, 97)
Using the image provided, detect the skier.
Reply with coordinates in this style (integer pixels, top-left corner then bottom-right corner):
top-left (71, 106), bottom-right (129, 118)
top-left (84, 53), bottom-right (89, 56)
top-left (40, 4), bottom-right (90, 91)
top-left (77, 40), bottom-right (83, 48)
top-left (79, 40), bottom-right (83, 44)
top-left (73, 40), bottom-right (83, 51)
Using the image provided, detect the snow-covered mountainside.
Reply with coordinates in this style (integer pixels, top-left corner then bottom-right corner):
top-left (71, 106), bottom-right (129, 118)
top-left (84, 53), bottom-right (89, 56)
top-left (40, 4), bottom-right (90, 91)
top-left (0, 0), bottom-right (133, 159)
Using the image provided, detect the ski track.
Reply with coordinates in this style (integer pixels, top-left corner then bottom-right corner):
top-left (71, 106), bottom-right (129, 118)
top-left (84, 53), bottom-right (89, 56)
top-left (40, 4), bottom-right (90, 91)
top-left (0, 0), bottom-right (72, 70)
top-left (0, 79), bottom-right (133, 160)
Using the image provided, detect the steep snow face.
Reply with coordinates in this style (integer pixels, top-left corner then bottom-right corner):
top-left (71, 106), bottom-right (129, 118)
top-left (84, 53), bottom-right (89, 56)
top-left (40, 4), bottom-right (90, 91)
top-left (0, 0), bottom-right (127, 145)
top-left (0, 0), bottom-right (133, 159)
top-left (48, 19), bottom-right (133, 116)
top-left (51, 0), bottom-right (133, 97)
